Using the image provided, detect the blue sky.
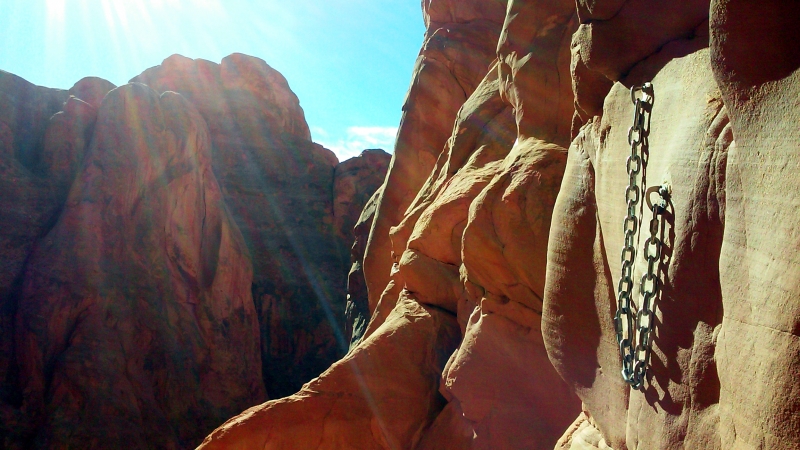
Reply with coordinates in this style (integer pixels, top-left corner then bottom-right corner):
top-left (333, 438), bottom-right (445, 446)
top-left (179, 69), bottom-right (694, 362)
top-left (0, 0), bottom-right (425, 161)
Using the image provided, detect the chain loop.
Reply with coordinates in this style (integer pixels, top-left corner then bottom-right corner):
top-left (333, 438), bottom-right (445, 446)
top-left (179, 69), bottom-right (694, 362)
top-left (614, 83), bottom-right (669, 390)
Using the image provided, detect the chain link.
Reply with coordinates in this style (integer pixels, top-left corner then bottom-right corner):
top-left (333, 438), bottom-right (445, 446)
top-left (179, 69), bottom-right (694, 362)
top-left (614, 83), bottom-right (669, 390)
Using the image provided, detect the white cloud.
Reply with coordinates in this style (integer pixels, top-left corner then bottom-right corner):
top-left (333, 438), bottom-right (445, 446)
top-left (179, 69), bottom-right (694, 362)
top-left (314, 126), bottom-right (397, 162)
top-left (310, 126), bottom-right (329, 138)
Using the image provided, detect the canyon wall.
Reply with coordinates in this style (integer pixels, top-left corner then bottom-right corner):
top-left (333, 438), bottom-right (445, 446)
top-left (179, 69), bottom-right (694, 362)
top-left (201, 0), bottom-right (582, 447)
top-left (201, 0), bottom-right (800, 449)
top-left (544, 0), bottom-right (800, 448)
top-left (2, 0), bottom-right (799, 448)
top-left (0, 54), bottom-right (388, 448)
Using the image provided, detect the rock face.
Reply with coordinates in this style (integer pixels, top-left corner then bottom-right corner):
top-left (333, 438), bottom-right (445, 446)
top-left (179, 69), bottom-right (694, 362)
top-left (543, 1), bottom-right (800, 449)
top-left (333, 149), bottom-right (391, 242)
top-left (199, 296), bottom-right (460, 450)
top-left (336, 150), bottom-right (392, 348)
top-left (0, 55), bottom-right (389, 447)
top-left (5, 1), bottom-right (800, 448)
top-left (343, 186), bottom-right (382, 349)
top-left (200, 0), bottom-right (580, 448)
top-left (15, 83), bottom-right (265, 448)
top-left (0, 72), bottom-right (70, 446)
top-left (362, 0), bottom-right (508, 313)
top-left (200, 0), bottom-right (800, 449)
top-left (133, 53), bottom-right (386, 398)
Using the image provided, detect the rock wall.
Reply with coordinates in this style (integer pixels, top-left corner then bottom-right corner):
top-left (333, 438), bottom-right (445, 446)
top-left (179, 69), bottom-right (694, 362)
top-left (132, 54), bottom-right (351, 399)
top-left (3, 0), bottom-right (799, 447)
top-left (200, 0), bottom-right (580, 448)
top-left (201, 0), bottom-right (800, 449)
top-left (362, 0), bottom-right (508, 314)
top-left (545, 1), bottom-right (800, 448)
top-left (0, 54), bottom-right (388, 448)
top-left (339, 150), bottom-right (391, 349)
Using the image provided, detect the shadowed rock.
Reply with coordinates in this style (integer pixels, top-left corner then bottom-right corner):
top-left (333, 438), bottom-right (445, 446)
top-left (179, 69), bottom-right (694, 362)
top-left (133, 54), bottom-right (387, 398)
top-left (13, 83), bottom-right (265, 448)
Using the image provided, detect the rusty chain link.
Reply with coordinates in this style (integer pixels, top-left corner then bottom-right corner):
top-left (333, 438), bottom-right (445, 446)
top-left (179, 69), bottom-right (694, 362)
top-left (614, 82), bottom-right (669, 390)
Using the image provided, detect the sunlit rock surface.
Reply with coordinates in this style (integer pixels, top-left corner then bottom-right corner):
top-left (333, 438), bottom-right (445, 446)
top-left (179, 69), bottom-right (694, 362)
top-left (544, 1), bottom-right (800, 449)
top-left (362, 0), bottom-right (508, 314)
top-left (0, 54), bottom-right (388, 448)
top-left (3, 0), bottom-right (800, 447)
top-left (133, 53), bottom-right (387, 398)
top-left (199, 0), bottom-right (581, 448)
top-left (199, 296), bottom-right (460, 450)
top-left (201, 0), bottom-right (800, 449)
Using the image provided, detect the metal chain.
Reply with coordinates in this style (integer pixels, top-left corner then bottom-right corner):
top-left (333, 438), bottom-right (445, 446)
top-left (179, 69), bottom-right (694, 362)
top-left (614, 82), bottom-right (669, 390)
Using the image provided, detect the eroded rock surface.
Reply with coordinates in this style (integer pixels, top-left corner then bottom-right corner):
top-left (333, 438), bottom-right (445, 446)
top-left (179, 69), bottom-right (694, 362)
top-left (133, 54), bottom-right (385, 398)
top-left (12, 83), bottom-right (265, 448)
top-left (1, 72), bottom-right (73, 442)
top-left (333, 149), bottom-right (391, 243)
top-left (335, 149), bottom-right (391, 348)
top-left (362, 0), bottom-right (507, 313)
top-left (4, 0), bottom-right (800, 448)
top-left (199, 296), bottom-right (460, 450)
top-left (544, 1), bottom-right (800, 449)
top-left (199, 0), bottom-right (582, 448)
top-left (0, 54), bottom-right (389, 448)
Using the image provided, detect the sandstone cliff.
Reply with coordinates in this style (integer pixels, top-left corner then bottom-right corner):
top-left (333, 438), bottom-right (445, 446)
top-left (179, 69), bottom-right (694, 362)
top-left (200, 0), bottom-right (800, 449)
top-left (4, 0), bottom-right (800, 447)
top-left (131, 54), bottom-right (352, 399)
top-left (0, 54), bottom-right (389, 448)
top-left (200, 0), bottom-right (581, 447)
top-left (545, 1), bottom-right (800, 448)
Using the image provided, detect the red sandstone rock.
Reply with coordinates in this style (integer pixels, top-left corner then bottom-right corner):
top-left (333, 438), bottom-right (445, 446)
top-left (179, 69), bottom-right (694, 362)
top-left (2, 54), bottom-right (417, 448)
top-left (708, 0), bottom-right (800, 447)
top-left (132, 53), bottom-right (311, 142)
top-left (363, 0), bottom-right (506, 316)
top-left (392, 1), bottom-right (581, 446)
top-left (220, 53), bottom-right (311, 141)
top-left (544, 39), bottom-right (731, 450)
top-left (198, 296), bottom-right (460, 450)
top-left (423, 0), bottom-right (507, 28)
top-left (544, 0), bottom-right (800, 447)
top-left (197, 3), bottom-right (519, 448)
top-left (203, 1), bottom-right (580, 447)
top-left (67, 76), bottom-right (116, 109)
top-left (134, 54), bottom-right (354, 398)
top-left (326, 0), bottom-right (581, 447)
top-left (333, 149), bottom-right (391, 242)
top-left (201, 2), bottom-right (800, 448)
top-left (0, 73), bottom-right (69, 442)
top-left (571, 0), bottom-right (709, 81)
top-left (344, 187), bottom-right (383, 349)
top-left (336, 150), bottom-right (391, 348)
top-left (40, 97), bottom-right (98, 190)
top-left (13, 84), bottom-right (264, 448)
